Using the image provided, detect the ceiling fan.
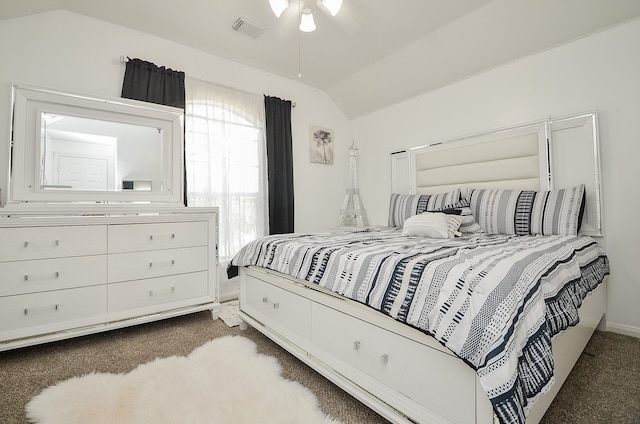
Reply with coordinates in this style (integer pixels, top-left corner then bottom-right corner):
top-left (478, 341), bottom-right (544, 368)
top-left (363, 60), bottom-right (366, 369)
top-left (269, 0), bottom-right (349, 32)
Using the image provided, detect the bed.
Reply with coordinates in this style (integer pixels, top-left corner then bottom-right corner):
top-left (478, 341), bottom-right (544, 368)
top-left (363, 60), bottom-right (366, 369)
top-left (233, 112), bottom-right (609, 424)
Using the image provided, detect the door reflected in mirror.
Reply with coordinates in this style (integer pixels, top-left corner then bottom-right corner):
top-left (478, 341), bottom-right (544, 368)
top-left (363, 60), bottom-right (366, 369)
top-left (41, 113), bottom-right (163, 192)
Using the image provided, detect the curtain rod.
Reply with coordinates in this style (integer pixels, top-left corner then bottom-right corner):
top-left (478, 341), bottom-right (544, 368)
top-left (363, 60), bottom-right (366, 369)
top-left (120, 56), bottom-right (295, 108)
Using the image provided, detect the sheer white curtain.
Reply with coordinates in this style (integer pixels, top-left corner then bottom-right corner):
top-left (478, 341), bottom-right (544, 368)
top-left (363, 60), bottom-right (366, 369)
top-left (185, 78), bottom-right (268, 282)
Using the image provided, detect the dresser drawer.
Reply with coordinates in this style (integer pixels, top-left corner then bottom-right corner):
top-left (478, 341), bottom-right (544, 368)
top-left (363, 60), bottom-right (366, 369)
top-left (0, 225), bottom-right (107, 261)
top-left (108, 221), bottom-right (209, 253)
top-left (241, 274), bottom-right (311, 340)
top-left (108, 271), bottom-right (209, 312)
top-left (108, 246), bottom-right (208, 283)
top-left (0, 285), bottom-right (107, 337)
top-left (312, 303), bottom-right (476, 424)
top-left (0, 256), bottom-right (107, 296)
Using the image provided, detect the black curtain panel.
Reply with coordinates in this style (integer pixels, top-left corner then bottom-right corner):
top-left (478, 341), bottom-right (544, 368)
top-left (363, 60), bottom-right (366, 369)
top-left (264, 95), bottom-right (294, 234)
top-left (121, 58), bottom-right (187, 204)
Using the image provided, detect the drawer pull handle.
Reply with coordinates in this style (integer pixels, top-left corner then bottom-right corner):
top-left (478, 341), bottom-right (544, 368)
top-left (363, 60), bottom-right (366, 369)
top-left (24, 304), bottom-right (60, 315)
top-left (150, 234), bottom-right (176, 241)
top-left (149, 286), bottom-right (176, 297)
top-left (262, 297), bottom-right (280, 309)
top-left (149, 259), bottom-right (175, 268)
top-left (23, 271), bottom-right (60, 281)
top-left (353, 341), bottom-right (389, 365)
top-left (23, 240), bottom-right (60, 248)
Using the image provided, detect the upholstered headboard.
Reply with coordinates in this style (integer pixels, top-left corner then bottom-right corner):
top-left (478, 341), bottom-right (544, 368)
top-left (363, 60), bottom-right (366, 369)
top-left (390, 112), bottom-right (603, 236)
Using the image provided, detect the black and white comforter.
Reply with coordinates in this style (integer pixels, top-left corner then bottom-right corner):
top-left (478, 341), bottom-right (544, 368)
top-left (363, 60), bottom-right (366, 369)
top-left (231, 228), bottom-right (609, 424)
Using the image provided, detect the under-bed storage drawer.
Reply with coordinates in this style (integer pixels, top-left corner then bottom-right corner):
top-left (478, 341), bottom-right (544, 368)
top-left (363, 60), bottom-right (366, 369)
top-left (241, 274), bottom-right (311, 340)
top-left (312, 303), bottom-right (476, 424)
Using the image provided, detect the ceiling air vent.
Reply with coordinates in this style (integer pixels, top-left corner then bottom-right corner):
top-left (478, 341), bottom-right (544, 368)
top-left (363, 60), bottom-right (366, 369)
top-left (231, 17), bottom-right (266, 39)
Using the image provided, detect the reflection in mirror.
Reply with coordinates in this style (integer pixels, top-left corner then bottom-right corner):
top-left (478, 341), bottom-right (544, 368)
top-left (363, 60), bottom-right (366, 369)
top-left (41, 113), bottom-right (163, 192)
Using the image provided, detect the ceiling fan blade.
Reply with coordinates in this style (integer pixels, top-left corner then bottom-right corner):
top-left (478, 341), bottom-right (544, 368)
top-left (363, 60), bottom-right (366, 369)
top-left (264, 5), bottom-right (299, 43)
top-left (316, 0), bottom-right (361, 37)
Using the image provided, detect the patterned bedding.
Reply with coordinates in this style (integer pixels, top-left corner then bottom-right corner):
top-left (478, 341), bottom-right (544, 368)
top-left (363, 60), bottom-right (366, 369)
top-left (231, 227), bottom-right (609, 424)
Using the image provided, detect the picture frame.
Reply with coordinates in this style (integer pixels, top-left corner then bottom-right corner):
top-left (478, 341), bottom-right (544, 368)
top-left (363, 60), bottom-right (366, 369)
top-left (309, 125), bottom-right (334, 164)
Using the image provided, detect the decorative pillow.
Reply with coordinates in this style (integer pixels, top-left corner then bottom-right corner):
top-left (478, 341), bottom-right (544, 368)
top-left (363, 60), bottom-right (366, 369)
top-left (467, 184), bottom-right (586, 236)
top-left (434, 199), bottom-right (483, 234)
top-left (388, 189), bottom-right (461, 227)
top-left (402, 213), bottom-right (463, 239)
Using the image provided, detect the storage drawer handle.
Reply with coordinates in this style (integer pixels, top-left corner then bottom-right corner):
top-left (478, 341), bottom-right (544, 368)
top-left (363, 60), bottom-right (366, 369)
top-left (149, 233), bottom-right (176, 241)
top-left (149, 286), bottom-right (176, 297)
top-left (262, 297), bottom-right (280, 309)
top-left (23, 240), bottom-right (60, 248)
top-left (23, 271), bottom-right (60, 281)
top-left (24, 304), bottom-right (60, 315)
top-left (149, 259), bottom-right (175, 268)
top-left (353, 341), bottom-right (389, 365)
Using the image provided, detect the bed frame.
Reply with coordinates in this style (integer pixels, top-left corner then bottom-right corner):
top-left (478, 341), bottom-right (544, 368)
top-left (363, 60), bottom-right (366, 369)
top-left (238, 112), bottom-right (606, 424)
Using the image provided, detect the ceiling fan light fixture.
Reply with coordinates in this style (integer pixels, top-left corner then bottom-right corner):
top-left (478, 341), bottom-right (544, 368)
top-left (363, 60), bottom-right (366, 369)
top-left (320, 0), bottom-right (342, 16)
top-left (299, 8), bottom-right (316, 32)
top-left (269, 0), bottom-right (290, 17)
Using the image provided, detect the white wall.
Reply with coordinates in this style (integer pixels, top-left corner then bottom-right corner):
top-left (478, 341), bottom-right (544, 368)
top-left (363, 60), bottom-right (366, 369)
top-left (353, 19), bottom-right (640, 337)
top-left (0, 10), bottom-right (351, 233)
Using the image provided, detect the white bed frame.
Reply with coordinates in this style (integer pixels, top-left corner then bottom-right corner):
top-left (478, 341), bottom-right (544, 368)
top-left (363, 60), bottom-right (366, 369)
top-left (238, 112), bottom-right (606, 424)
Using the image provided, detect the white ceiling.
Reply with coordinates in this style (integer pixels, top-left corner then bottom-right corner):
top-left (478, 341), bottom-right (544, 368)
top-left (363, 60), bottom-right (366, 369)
top-left (2, 0), bottom-right (640, 118)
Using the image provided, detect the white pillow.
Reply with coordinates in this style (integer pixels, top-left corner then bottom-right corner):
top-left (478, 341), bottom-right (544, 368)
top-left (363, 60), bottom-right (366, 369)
top-left (402, 213), bottom-right (463, 239)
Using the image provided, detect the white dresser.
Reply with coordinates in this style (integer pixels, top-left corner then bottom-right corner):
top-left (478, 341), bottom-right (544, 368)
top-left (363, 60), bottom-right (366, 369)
top-left (0, 208), bottom-right (219, 351)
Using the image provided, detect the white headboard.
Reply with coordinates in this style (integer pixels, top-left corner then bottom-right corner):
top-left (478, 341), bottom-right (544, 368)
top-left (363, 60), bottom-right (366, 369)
top-left (390, 111), bottom-right (603, 236)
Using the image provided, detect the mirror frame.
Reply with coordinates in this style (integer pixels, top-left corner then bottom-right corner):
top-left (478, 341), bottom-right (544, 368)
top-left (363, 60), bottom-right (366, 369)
top-left (6, 84), bottom-right (184, 209)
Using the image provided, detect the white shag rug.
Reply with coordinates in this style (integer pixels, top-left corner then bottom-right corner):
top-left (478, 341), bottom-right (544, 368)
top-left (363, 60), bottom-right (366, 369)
top-left (26, 336), bottom-right (341, 424)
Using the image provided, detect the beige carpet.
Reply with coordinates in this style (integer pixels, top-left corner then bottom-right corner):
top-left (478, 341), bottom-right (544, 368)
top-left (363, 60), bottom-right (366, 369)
top-left (0, 309), bottom-right (639, 424)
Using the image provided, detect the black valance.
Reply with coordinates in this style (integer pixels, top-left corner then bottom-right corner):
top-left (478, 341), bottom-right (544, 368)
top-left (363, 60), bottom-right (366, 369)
top-left (121, 58), bottom-right (185, 109)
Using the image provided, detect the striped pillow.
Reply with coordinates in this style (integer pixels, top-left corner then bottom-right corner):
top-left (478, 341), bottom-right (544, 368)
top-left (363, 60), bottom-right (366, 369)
top-left (467, 185), bottom-right (585, 236)
top-left (434, 199), bottom-right (483, 235)
top-left (388, 189), bottom-right (461, 227)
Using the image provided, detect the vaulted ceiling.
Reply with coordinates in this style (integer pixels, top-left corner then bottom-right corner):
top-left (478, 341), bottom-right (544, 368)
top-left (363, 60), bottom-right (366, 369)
top-left (2, 0), bottom-right (640, 118)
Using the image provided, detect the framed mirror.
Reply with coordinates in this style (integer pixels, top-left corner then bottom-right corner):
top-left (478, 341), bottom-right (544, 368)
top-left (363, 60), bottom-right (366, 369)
top-left (6, 84), bottom-right (184, 209)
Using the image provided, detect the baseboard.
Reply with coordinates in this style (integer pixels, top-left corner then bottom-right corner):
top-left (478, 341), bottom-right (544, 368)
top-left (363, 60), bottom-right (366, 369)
top-left (219, 279), bottom-right (239, 302)
top-left (606, 322), bottom-right (640, 338)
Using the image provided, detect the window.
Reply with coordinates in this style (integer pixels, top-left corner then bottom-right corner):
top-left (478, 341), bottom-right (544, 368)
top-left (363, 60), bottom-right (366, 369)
top-left (185, 79), bottom-right (268, 264)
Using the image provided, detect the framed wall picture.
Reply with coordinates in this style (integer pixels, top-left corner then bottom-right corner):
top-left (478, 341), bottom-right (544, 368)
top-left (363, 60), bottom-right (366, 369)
top-left (309, 125), bottom-right (334, 164)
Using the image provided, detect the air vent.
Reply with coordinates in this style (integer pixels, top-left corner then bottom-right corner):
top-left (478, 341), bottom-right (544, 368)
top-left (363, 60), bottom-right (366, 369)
top-left (231, 17), bottom-right (266, 39)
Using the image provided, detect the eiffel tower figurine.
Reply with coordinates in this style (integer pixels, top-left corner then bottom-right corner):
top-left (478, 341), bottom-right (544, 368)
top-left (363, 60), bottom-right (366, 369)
top-left (338, 141), bottom-right (368, 227)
